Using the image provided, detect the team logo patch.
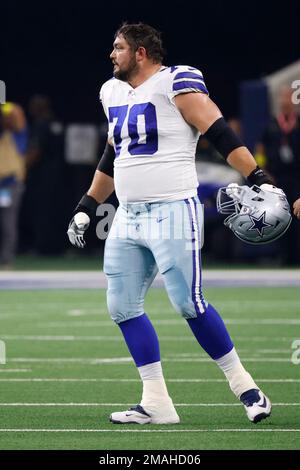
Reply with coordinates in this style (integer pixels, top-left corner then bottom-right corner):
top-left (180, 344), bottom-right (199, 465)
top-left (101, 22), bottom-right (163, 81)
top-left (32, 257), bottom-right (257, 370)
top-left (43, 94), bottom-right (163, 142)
top-left (247, 211), bottom-right (273, 237)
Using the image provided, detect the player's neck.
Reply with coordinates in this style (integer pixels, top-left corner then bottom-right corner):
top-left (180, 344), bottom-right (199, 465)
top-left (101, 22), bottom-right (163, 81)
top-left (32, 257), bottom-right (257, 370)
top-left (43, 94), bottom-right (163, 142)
top-left (128, 63), bottom-right (162, 89)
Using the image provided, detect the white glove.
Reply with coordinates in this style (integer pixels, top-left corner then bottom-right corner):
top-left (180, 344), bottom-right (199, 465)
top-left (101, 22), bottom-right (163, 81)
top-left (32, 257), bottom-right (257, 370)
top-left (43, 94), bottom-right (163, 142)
top-left (260, 183), bottom-right (285, 196)
top-left (67, 212), bottom-right (90, 248)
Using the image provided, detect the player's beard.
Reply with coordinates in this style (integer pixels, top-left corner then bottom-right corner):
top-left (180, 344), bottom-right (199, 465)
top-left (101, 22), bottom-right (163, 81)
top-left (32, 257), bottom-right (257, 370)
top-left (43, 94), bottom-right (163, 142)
top-left (113, 54), bottom-right (139, 82)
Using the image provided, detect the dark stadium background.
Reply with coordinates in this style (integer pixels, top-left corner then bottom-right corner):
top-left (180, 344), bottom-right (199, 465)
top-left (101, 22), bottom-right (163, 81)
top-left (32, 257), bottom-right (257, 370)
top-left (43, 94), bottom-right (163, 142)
top-left (1, 1), bottom-right (299, 122)
top-left (1, 0), bottom-right (299, 265)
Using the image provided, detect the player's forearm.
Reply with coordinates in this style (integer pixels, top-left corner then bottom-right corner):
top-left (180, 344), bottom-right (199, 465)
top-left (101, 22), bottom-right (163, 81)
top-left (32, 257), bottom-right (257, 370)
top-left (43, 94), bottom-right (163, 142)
top-left (227, 147), bottom-right (257, 178)
top-left (87, 170), bottom-right (114, 203)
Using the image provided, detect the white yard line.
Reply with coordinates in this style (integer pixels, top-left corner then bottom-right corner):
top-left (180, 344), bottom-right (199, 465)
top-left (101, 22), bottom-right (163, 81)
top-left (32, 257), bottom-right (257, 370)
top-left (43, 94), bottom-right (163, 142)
top-left (0, 428), bottom-right (300, 433)
top-left (0, 299), bottom-right (298, 306)
top-left (8, 357), bottom-right (133, 364)
top-left (5, 357), bottom-right (296, 364)
top-left (166, 350), bottom-right (293, 356)
top-left (164, 358), bottom-right (294, 362)
top-left (0, 336), bottom-right (298, 344)
top-left (0, 378), bottom-right (299, 383)
top-left (1, 335), bottom-right (123, 341)
top-left (0, 402), bottom-right (298, 407)
top-left (36, 318), bottom-right (300, 328)
top-left (0, 335), bottom-right (298, 345)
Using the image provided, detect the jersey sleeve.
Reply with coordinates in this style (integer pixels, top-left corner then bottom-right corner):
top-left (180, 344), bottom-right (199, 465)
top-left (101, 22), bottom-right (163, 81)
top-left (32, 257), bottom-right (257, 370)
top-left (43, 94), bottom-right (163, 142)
top-left (168, 65), bottom-right (209, 100)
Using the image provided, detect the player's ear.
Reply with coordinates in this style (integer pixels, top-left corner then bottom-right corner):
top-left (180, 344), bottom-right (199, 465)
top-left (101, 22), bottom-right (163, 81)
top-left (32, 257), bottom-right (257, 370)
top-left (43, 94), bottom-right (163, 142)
top-left (136, 46), bottom-right (147, 62)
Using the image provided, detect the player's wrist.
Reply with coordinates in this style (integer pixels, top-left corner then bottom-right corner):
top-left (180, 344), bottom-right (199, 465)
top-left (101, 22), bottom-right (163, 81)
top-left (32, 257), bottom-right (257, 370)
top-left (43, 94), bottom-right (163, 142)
top-left (74, 193), bottom-right (99, 218)
top-left (246, 166), bottom-right (273, 187)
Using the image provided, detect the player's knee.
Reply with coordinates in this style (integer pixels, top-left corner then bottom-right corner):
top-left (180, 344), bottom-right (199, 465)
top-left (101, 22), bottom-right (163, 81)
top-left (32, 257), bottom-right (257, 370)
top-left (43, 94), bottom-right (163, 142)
top-left (106, 289), bottom-right (143, 324)
top-left (104, 267), bottom-right (128, 323)
top-left (106, 290), bottom-right (126, 323)
top-left (162, 264), bottom-right (199, 319)
top-left (174, 302), bottom-right (197, 319)
top-left (168, 290), bottom-right (197, 319)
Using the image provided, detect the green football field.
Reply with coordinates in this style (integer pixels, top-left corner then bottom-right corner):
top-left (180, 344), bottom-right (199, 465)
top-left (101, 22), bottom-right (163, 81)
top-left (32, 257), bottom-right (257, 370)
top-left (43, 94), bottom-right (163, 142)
top-left (0, 287), bottom-right (300, 450)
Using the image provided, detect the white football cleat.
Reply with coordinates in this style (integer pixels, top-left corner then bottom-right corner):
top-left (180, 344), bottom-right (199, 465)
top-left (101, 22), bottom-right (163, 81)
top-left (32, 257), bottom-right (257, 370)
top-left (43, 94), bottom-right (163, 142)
top-left (110, 403), bottom-right (180, 425)
top-left (240, 389), bottom-right (272, 423)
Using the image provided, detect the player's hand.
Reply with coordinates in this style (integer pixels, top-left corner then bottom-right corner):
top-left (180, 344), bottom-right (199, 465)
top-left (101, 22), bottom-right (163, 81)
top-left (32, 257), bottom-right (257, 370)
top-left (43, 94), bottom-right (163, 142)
top-left (260, 183), bottom-right (285, 196)
top-left (67, 212), bottom-right (90, 248)
top-left (224, 182), bottom-right (287, 204)
top-left (293, 199), bottom-right (300, 219)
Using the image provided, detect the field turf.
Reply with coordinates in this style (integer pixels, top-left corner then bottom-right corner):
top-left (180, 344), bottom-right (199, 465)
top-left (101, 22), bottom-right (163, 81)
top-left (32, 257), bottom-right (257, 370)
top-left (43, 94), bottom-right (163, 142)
top-left (0, 287), bottom-right (299, 450)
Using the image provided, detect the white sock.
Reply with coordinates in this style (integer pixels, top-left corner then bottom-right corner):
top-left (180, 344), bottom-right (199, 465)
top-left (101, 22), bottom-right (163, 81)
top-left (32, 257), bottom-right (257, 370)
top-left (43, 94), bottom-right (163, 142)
top-left (215, 348), bottom-right (258, 398)
top-left (138, 361), bottom-right (164, 380)
top-left (138, 361), bottom-right (173, 409)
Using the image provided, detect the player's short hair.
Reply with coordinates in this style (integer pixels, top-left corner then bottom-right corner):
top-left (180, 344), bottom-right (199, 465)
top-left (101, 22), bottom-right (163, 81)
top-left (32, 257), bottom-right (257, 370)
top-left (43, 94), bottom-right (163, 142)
top-left (115, 22), bottom-right (165, 63)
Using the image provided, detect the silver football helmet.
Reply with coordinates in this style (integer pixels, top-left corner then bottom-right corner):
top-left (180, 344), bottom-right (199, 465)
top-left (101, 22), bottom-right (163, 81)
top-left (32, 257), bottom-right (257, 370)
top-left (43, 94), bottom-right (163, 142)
top-left (216, 184), bottom-right (292, 244)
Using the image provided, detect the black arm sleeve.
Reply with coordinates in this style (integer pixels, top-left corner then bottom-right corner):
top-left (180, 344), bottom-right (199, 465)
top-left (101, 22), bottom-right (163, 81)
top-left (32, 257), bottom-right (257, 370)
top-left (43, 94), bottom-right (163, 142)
top-left (203, 117), bottom-right (244, 159)
top-left (97, 142), bottom-right (115, 177)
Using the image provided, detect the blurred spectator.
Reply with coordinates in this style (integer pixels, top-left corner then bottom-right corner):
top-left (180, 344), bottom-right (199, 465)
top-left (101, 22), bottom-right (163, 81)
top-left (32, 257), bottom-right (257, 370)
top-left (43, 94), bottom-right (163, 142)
top-left (0, 103), bottom-right (28, 269)
top-left (20, 95), bottom-right (67, 254)
top-left (258, 86), bottom-right (300, 264)
top-left (293, 198), bottom-right (300, 219)
top-left (227, 117), bottom-right (242, 138)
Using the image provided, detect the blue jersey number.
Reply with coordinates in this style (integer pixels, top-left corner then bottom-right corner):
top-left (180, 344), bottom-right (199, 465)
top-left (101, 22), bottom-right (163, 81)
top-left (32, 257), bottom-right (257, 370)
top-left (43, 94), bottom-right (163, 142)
top-left (108, 102), bottom-right (158, 157)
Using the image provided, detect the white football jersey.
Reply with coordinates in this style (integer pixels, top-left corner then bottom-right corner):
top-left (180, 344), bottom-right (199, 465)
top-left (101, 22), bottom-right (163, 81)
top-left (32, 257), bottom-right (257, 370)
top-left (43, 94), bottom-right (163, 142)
top-left (100, 65), bottom-right (209, 203)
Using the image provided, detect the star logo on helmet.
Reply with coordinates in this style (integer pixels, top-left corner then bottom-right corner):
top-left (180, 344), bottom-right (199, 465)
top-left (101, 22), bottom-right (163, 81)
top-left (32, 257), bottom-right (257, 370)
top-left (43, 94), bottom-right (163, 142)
top-left (247, 212), bottom-right (273, 237)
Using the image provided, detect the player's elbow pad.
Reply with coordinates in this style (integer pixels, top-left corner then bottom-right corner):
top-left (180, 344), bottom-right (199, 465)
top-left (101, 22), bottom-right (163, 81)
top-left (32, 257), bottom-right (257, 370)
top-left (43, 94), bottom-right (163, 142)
top-left (204, 117), bottom-right (244, 160)
top-left (97, 142), bottom-right (115, 177)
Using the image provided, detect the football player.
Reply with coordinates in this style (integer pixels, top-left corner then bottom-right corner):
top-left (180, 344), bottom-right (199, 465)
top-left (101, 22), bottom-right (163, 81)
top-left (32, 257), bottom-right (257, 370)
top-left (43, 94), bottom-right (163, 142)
top-left (68, 23), bottom-right (276, 425)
